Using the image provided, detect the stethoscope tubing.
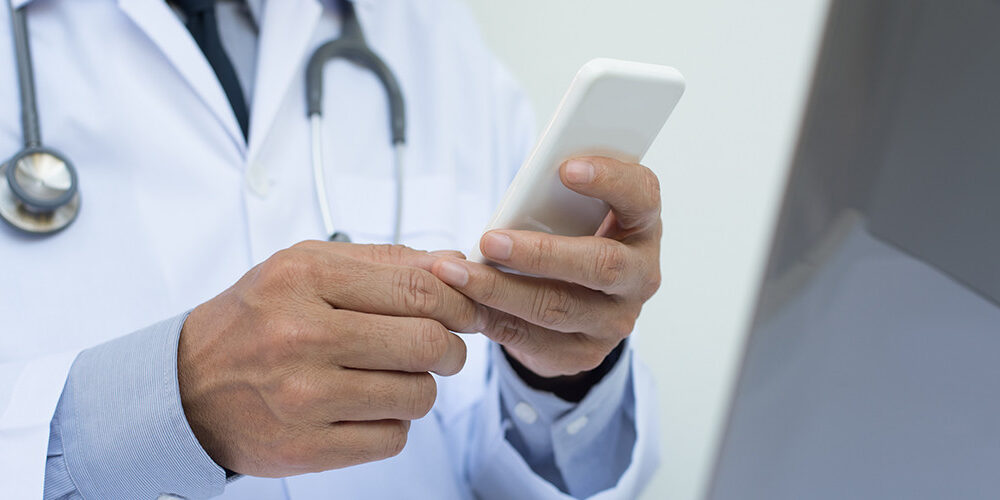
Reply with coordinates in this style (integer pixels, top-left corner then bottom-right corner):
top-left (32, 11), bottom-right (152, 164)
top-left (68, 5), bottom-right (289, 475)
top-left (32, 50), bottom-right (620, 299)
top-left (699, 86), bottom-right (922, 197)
top-left (305, 0), bottom-right (407, 244)
top-left (9, 0), bottom-right (41, 149)
top-left (310, 113), bottom-right (405, 245)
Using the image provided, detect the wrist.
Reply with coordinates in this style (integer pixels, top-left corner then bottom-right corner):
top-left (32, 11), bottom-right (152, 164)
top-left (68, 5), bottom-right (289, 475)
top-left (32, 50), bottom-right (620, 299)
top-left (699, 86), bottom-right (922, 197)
top-left (501, 340), bottom-right (625, 403)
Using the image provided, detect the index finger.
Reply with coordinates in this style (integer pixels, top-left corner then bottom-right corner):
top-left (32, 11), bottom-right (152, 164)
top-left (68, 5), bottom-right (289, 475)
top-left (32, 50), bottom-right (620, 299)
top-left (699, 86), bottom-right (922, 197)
top-left (325, 310), bottom-right (467, 376)
top-left (559, 157), bottom-right (661, 233)
top-left (326, 261), bottom-right (485, 333)
top-left (292, 240), bottom-right (441, 272)
top-left (288, 245), bottom-right (485, 333)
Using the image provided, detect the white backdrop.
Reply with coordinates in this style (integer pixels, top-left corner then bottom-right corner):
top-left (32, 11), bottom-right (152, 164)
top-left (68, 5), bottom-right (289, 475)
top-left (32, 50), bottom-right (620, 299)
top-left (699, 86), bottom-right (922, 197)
top-left (458, 1), bottom-right (830, 498)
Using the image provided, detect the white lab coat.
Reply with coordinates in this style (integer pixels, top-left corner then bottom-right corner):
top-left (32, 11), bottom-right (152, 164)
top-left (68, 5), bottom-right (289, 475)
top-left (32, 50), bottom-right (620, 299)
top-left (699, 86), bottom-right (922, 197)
top-left (0, 0), bottom-right (659, 498)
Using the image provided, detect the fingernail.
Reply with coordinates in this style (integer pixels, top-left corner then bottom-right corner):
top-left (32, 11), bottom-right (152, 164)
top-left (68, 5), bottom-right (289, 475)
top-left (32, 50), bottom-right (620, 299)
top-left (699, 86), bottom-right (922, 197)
top-left (436, 260), bottom-right (469, 287)
top-left (482, 232), bottom-right (513, 260)
top-left (430, 249), bottom-right (468, 259)
top-left (565, 160), bottom-right (595, 184)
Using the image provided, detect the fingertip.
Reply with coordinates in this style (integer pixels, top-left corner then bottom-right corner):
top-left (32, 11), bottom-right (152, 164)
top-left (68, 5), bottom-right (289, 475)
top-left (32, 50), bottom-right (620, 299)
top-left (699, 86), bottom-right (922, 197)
top-left (432, 258), bottom-right (470, 287)
top-left (430, 249), bottom-right (467, 260)
top-left (563, 159), bottom-right (596, 185)
top-left (481, 232), bottom-right (513, 261)
top-left (433, 333), bottom-right (468, 377)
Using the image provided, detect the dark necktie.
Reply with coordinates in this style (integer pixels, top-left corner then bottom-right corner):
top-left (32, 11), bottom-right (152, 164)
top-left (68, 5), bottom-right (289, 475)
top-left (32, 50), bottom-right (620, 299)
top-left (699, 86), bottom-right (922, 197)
top-left (172, 0), bottom-right (250, 139)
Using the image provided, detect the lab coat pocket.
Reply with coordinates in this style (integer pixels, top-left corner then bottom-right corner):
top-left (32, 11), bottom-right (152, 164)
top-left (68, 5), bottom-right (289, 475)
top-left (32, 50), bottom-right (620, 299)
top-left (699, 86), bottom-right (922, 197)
top-left (331, 173), bottom-right (460, 252)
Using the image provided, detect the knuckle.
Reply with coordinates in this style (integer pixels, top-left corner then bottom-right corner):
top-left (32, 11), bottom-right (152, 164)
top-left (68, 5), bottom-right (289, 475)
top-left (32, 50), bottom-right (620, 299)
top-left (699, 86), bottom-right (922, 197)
top-left (364, 244), bottom-right (388, 262)
top-left (475, 269), bottom-right (504, 304)
top-left (570, 339), bottom-right (613, 374)
top-left (581, 348), bottom-right (608, 372)
top-left (378, 421), bottom-right (410, 459)
top-left (641, 269), bottom-right (662, 299)
top-left (532, 287), bottom-right (574, 328)
top-left (239, 277), bottom-right (272, 314)
top-left (411, 319), bottom-right (449, 368)
top-left (406, 373), bottom-right (437, 418)
top-left (642, 166), bottom-right (661, 199)
top-left (593, 244), bottom-right (628, 289)
top-left (258, 249), bottom-right (313, 289)
top-left (484, 313), bottom-right (529, 349)
top-left (363, 378), bottom-right (397, 414)
top-left (609, 314), bottom-right (637, 339)
top-left (529, 237), bottom-right (557, 271)
top-left (392, 269), bottom-right (440, 315)
top-left (273, 375), bottom-right (316, 417)
top-left (291, 240), bottom-right (324, 251)
top-left (372, 244), bottom-right (391, 260)
top-left (369, 244), bottom-right (410, 263)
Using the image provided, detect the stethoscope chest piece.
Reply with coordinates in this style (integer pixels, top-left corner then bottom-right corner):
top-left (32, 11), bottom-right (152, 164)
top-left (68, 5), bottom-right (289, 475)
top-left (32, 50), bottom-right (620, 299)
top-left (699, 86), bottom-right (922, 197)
top-left (0, 147), bottom-right (80, 234)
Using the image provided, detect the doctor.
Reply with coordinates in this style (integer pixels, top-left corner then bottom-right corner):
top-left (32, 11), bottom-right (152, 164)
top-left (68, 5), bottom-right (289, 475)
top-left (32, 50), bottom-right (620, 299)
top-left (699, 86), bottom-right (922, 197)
top-left (1, 0), bottom-right (662, 498)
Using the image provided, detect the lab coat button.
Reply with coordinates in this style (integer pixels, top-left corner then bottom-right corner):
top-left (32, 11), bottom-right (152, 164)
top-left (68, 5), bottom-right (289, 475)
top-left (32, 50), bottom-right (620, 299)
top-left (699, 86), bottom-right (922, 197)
top-left (246, 165), bottom-right (272, 197)
top-left (566, 416), bottom-right (589, 435)
top-left (514, 402), bottom-right (538, 424)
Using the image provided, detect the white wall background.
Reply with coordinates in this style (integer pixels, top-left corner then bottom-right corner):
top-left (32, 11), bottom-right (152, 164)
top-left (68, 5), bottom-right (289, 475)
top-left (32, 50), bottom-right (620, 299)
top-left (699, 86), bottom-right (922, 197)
top-left (459, 1), bottom-right (830, 498)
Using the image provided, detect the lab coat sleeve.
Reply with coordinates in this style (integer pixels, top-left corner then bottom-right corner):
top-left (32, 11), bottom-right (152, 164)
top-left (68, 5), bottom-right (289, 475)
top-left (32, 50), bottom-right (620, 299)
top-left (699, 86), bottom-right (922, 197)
top-left (43, 312), bottom-right (226, 499)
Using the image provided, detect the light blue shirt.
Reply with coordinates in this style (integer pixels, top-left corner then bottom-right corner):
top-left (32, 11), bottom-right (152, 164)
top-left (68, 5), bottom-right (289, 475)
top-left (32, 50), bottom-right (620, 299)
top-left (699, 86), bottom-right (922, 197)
top-left (43, 312), bottom-right (635, 499)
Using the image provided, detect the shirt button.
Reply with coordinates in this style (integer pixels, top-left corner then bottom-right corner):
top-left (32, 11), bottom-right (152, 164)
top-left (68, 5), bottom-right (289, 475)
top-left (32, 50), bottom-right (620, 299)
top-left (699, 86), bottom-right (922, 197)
top-left (514, 402), bottom-right (538, 424)
top-left (158, 495), bottom-right (186, 500)
top-left (566, 416), bottom-right (589, 436)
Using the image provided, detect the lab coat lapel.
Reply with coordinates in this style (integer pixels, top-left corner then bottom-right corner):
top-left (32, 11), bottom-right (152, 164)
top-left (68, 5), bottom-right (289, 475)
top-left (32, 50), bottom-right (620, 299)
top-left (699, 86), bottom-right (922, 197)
top-left (246, 0), bottom-right (323, 163)
top-left (117, 0), bottom-right (247, 156)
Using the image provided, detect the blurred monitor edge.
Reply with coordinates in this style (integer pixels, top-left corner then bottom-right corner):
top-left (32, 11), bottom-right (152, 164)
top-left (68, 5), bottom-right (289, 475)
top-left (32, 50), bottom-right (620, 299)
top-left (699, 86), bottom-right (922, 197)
top-left (708, 0), bottom-right (1000, 498)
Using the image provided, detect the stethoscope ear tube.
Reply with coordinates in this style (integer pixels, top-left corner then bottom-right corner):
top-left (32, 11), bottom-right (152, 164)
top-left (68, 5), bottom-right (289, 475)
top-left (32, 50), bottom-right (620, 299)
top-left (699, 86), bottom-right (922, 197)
top-left (305, 0), bottom-right (407, 244)
top-left (305, 43), bottom-right (406, 145)
top-left (304, 2), bottom-right (406, 145)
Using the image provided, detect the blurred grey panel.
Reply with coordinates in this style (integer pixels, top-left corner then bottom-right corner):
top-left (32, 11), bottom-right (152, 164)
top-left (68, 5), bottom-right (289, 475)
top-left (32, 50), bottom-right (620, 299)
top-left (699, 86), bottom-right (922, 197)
top-left (709, 0), bottom-right (1000, 498)
top-left (866, 0), bottom-right (1000, 304)
top-left (711, 225), bottom-right (1000, 500)
top-left (753, 0), bottom-right (917, 321)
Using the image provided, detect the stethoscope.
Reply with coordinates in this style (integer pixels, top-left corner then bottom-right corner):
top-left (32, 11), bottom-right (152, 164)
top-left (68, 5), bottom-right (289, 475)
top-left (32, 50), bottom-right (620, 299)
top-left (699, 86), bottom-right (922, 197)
top-left (1, 0), bottom-right (406, 244)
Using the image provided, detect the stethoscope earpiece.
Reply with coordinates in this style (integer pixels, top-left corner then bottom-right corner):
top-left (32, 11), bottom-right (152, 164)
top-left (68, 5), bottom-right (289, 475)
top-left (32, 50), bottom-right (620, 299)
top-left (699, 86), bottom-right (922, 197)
top-left (0, 148), bottom-right (81, 234)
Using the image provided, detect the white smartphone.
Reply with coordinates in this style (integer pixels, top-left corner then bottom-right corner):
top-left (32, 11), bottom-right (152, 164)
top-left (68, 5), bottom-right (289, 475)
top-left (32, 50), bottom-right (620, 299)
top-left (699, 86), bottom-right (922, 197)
top-left (470, 58), bottom-right (686, 263)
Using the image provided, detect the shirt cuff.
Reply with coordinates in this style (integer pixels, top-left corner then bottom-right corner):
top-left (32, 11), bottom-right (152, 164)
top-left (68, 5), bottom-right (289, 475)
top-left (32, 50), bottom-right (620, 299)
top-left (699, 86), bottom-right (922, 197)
top-left (492, 340), bottom-right (636, 497)
top-left (50, 312), bottom-right (226, 499)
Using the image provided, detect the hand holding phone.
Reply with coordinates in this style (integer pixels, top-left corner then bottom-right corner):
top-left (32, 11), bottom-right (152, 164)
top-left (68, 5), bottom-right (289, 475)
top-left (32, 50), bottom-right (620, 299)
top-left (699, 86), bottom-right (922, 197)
top-left (470, 58), bottom-right (685, 263)
top-left (428, 58), bottom-right (682, 382)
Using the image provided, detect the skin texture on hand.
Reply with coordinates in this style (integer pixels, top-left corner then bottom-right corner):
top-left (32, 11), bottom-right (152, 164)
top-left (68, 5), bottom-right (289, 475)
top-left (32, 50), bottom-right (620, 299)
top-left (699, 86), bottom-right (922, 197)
top-left (178, 242), bottom-right (485, 477)
top-left (431, 156), bottom-right (662, 379)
